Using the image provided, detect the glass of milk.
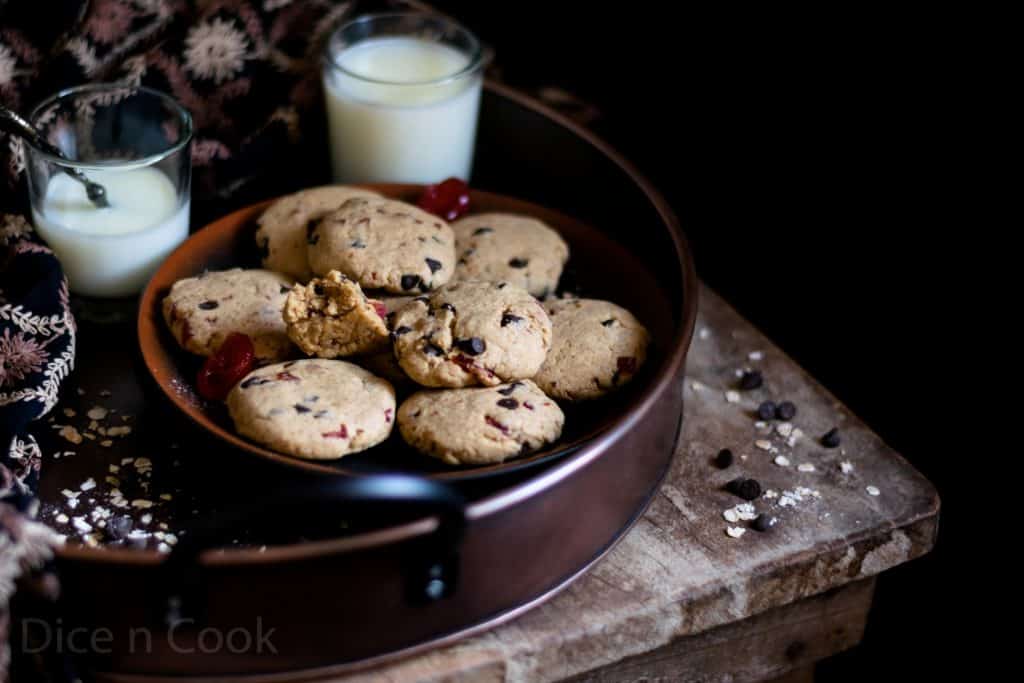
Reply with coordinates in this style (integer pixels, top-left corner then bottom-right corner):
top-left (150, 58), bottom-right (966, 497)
top-left (24, 84), bottom-right (192, 298)
top-left (323, 13), bottom-right (484, 184)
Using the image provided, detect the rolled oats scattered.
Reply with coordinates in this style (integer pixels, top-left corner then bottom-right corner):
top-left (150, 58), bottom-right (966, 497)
top-left (866, 485), bottom-right (880, 496)
top-left (59, 426), bottom-right (83, 444)
top-left (797, 463), bottom-right (816, 472)
top-left (726, 526), bottom-right (746, 538)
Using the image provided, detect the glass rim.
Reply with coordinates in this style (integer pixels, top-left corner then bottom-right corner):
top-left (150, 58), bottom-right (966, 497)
top-left (26, 83), bottom-right (193, 168)
top-left (323, 12), bottom-right (484, 87)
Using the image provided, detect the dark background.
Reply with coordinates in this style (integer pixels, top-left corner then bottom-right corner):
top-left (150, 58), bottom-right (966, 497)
top-left (436, 1), bottom-right (963, 680)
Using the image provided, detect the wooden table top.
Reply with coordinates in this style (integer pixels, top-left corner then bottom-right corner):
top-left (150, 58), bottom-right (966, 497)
top-left (335, 285), bottom-right (940, 682)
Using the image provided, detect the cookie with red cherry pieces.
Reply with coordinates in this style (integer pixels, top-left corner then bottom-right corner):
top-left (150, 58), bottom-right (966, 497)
top-left (227, 359), bottom-right (395, 460)
top-left (533, 298), bottom-right (649, 401)
top-left (283, 270), bottom-right (389, 358)
top-left (162, 268), bottom-right (294, 363)
top-left (390, 281), bottom-right (552, 388)
top-left (255, 185), bottom-right (381, 281)
top-left (307, 196), bottom-right (455, 294)
top-left (398, 380), bottom-right (564, 466)
top-left (451, 213), bottom-right (569, 298)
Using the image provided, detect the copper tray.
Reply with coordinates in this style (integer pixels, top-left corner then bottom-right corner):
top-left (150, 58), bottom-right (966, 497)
top-left (30, 82), bottom-right (697, 680)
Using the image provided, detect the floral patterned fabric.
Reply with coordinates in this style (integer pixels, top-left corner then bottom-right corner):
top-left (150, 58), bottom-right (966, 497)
top-left (0, 1), bottom-right (425, 679)
top-left (0, 214), bottom-right (72, 680)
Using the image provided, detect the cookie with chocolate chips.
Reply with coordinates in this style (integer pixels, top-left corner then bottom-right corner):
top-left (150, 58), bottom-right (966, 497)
top-left (533, 298), bottom-right (649, 400)
top-left (451, 213), bottom-right (569, 297)
top-left (162, 268), bottom-right (294, 363)
top-left (282, 270), bottom-right (389, 358)
top-left (397, 379), bottom-right (564, 465)
top-left (307, 197), bottom-right (455, 294)
top-left (227, 359), bottom-right (395, 460)
top-left (255, 185), bottom-right (381, 280)
top-left (390, 281), bottom-right (552, 388)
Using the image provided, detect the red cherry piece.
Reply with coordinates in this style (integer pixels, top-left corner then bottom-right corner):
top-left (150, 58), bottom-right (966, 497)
top-left (417, 177), bottom-right (471, 221)
top-left (371, 300), bottom-right (388, 320)
top-left (322, 423), bottom-right (349, 439)
top-left (196, 332), bottom-right (256, 401)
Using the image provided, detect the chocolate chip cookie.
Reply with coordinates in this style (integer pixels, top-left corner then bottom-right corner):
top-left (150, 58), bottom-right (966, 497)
top-left (451, 213), bottom-right (569, 297)
top-left (282, 270), bottom-right (389, 358)
top-left (390, 281), bottom-right (552, 388)
top-left (307, 197), bottom-right (455, 294)
top-left (162, 268), bottom-right (294, 363)
top-left (397, 380), bottom-right (564, 465)
top-left (227, 359), bottom-right (396, 460)
top-left (533, 298), bottom-right (649, 400)
top-left (255, 185), bottom-right (381, 280)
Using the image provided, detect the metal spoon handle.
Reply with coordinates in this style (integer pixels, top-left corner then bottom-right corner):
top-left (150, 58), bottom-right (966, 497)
top-left (0, 106), bottom-right (110, 208)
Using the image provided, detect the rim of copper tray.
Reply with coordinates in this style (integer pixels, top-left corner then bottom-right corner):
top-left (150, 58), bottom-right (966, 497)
top-left (58, 79), bottom-right (698, 566)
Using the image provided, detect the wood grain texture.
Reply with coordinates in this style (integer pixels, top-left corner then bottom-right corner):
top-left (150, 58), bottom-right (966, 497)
top-left (565, 578), bottom-right (874, 683)
top-left (332, 286), bottom-right (940, 683)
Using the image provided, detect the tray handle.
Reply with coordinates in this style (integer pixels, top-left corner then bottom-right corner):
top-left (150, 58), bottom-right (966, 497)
top-left (156, 474), bottom-right (466, 626)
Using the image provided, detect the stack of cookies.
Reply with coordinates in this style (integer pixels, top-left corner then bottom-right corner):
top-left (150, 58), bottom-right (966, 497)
top-left (162, 186), bottom-right (650, 466)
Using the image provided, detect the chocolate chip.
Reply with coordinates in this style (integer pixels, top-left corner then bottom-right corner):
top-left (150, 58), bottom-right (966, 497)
top-left (424, 342), bottom-right (444, 357)
top-left (497, 398), bottom-right (519, 409)
top-left (714, 448), bottom-right (734, 469)
top-left (393, 326), bottom-right (412, 336)
top-left (776, 401), bottom-right (797, 421)
top-left (294, 404), bottom-right (311, 413)
top-left (508, 257), bottom-right (529, 268)
top-left (279, 285), bottom-right (290, 294)
top-left (350, 239), bottom-right (366, 248)
top-left (413, 296), bottom-right (429, 304)
top-left (726, 477), bottom-right (762, 501)
top-left (313, 284), bottom-right (324, 296)
top-left (496, 282), bottom-right (507, 289)
top-left (313, 410), bottom-right (330, 419)
top-left (473, 227), bottom-right (493, 236)
top-left (240, 376), bottom-right (270, 389)
top-left (501, 313), bottom-right (523, 327)
top-left (757, 401), bottom-right (776, 421)
top-left (821, 428), bottom-right (841, 448)
top-left (107, 515), bottom-right (133, 540)
top-left (455, 337), bottom-right (486, 355)
top-left (601, 318), bottom-right (616, 327)
top-left (751, 514), bottom-right (773, 532)
top-left (425, 257), bottom-right (442, 273)
top-left (198, 300), bottom-right (218, 310)
top-left (497, 382), bottom-right (522, 396)
top-left (440, 302), bottom-right (457, 314)
top-left (739, 370), bottom-right (763, 390)
top-left (401, 274), bottom-right (422, 291)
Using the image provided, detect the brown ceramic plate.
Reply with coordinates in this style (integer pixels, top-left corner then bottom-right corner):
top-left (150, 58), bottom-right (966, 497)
top-left (138, 184), bottom-right (672, 480)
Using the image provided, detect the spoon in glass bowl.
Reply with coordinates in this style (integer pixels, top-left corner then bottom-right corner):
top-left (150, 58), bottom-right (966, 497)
top-left (0, 105), bottom-right (110, 208)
